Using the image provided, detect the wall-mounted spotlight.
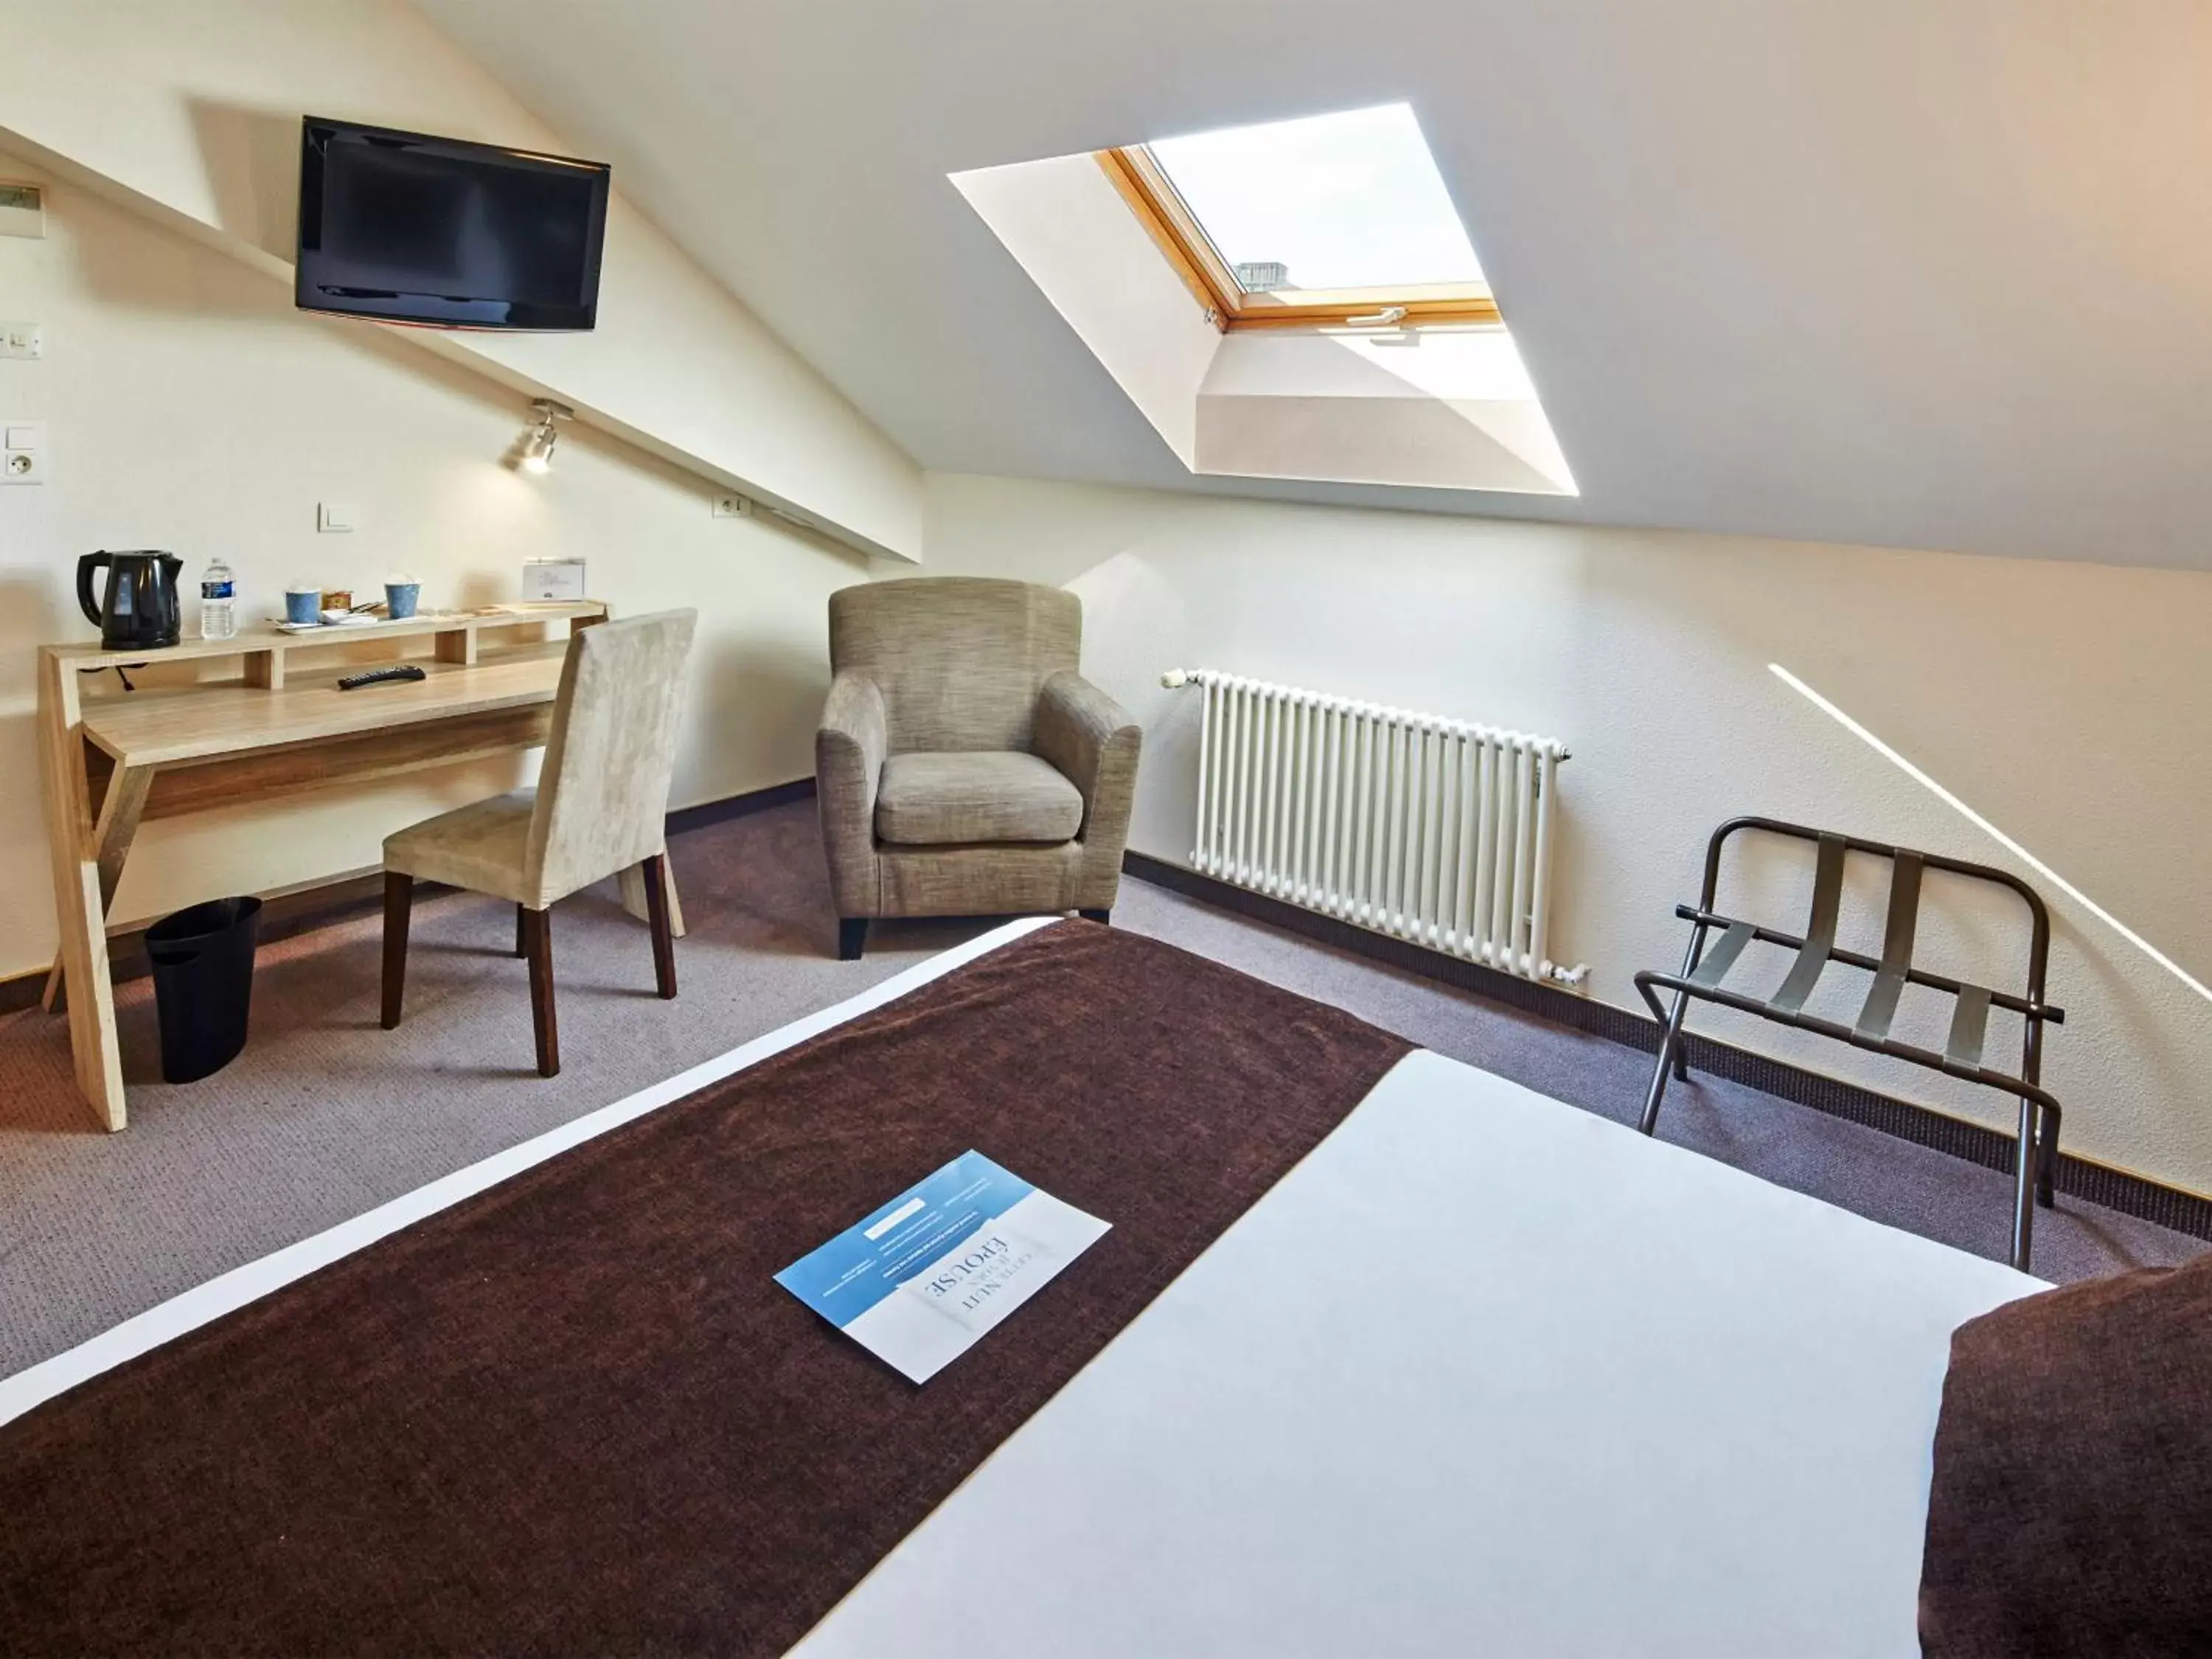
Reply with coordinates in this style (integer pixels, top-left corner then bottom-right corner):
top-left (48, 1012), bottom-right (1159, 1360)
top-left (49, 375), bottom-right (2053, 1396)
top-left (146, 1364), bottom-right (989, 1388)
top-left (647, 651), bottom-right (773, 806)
top-left (518, 399), bottom-right (573, 474)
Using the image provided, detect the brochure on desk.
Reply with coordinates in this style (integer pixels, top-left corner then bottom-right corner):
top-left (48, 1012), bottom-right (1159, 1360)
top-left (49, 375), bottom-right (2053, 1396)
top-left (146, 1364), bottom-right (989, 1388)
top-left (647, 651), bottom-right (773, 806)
top-left (776, 1151), bottom-right (1109, 1383)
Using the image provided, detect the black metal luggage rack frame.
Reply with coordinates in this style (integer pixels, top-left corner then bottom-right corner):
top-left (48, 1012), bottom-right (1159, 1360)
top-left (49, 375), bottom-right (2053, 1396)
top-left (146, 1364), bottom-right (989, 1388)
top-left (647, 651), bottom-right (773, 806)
top-left (1633, 816), bottom-right (2064, 1271)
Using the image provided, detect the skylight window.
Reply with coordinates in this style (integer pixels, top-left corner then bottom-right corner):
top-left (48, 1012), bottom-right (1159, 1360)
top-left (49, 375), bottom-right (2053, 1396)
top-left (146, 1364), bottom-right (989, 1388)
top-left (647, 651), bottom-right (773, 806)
top-left (1097, 102), bottom-right (1497, 331)
top-left (1149, 105), bottom-right (1483, 293)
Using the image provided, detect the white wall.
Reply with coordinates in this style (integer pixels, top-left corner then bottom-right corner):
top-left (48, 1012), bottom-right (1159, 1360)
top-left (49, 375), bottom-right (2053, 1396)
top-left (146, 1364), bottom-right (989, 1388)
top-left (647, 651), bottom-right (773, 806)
top-left (0, 152), bottom-right (867, 976)
top-left (920, 471), bottom-right (2212, 1198)
top-left (0, 0), bottom-right (924, 561)
top-left (951, 153), bottom-right (1222, 467)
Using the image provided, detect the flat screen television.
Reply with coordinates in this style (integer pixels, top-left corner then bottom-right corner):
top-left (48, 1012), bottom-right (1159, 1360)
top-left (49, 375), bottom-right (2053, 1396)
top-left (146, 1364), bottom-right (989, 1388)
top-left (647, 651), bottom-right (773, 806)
top-left (296, 116), bottom-right (610, 330)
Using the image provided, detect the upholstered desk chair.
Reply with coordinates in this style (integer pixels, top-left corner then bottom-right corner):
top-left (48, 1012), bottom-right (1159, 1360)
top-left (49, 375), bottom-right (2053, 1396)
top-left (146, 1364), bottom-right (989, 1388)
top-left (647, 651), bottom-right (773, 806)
top-left (815, 577), bottom-right (1141, 959)
top-left (380, 609), bottom-right (698, 1077)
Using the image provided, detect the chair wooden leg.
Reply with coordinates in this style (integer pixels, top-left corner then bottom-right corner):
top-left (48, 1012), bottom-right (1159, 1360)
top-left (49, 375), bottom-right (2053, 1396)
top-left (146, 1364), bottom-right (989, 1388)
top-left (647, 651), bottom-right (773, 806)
top-left (515, 904), bottom-right (527, 959)
top-left (523, 905), bottom-right (559, 1078)
top-left (643, 854), bottom-right (678, 999)
top-left (380, 872), bottom-right (412, 1030)
top-left (838, 917), bottom-right (868, 961)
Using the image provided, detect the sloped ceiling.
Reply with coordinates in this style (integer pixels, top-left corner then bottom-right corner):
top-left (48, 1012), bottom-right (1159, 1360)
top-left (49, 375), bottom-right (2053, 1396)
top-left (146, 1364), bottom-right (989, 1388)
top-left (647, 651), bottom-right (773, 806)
top-left (417, 0), bottom-right (2212, 569)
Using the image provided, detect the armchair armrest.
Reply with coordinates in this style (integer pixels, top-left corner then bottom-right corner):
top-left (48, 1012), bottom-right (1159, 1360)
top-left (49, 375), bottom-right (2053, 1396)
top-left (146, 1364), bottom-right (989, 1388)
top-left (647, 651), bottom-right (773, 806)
top-left (816, 672), bottom-right (886, 909)
top-left (1034, 671), bottom-right (1141, 844)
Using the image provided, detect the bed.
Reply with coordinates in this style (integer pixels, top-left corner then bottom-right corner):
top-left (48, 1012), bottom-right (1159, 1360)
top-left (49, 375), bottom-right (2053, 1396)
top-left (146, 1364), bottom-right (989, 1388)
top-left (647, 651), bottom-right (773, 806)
top-left (0, 918), bottom-right (2039, 1657)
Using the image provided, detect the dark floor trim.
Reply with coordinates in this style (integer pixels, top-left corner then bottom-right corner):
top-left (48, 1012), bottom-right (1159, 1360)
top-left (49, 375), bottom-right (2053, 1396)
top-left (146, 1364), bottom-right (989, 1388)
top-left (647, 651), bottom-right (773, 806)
top-left (1124, 851), bottom-right (2212, 1244)
top-left (667, 776), bottom-right (815, 835)
top-left (0, 873), bottom-right (402, 1018)
top-left (0, 778), bottom-right (818, 1020)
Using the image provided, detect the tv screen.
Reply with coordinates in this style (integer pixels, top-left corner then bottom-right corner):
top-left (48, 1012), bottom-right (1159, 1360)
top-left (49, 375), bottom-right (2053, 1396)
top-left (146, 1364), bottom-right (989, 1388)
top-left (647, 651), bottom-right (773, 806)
top-left (296, 116), bottom-right (610, 330)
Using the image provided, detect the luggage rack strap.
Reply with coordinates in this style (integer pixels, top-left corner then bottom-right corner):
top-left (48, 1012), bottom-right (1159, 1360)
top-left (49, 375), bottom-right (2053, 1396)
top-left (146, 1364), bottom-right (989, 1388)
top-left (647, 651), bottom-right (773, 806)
top-left (1688, 920), bottom-right (1756, 990)
top-left (1852, 851), bottom-right (1923, 1042)
top-left (1633, 966), bottom-right (2062, 1116)
top-left (1667, 905), bottom-right (2064, 1025)
top-left (1767, 832), bottom-right (1846, 1016)
top-left (1946, 984), bottom-right (1993, 1073)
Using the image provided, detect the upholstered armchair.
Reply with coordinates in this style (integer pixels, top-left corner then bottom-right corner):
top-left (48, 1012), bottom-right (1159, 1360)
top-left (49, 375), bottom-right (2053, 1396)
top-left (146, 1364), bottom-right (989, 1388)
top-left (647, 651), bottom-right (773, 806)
top-left (815, 577), bottom-right (1141, 959)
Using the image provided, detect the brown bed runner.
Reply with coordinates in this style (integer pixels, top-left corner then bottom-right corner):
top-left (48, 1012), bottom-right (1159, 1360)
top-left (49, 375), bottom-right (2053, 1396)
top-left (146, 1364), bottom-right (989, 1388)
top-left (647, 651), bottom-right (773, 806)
top-left (0, 922), bottom-right (1411, 1656)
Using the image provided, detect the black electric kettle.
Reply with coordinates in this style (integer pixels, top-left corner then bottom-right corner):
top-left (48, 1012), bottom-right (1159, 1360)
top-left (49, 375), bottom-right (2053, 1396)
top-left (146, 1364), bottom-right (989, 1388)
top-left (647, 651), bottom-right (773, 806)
top-left (78, 551), bottom-right (184, 650)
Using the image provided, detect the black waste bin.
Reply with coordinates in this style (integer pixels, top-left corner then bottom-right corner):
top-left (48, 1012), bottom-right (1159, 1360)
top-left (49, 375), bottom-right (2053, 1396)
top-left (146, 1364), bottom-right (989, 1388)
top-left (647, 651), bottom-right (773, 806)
top-left (145, 897), bottom-right (262, 1083)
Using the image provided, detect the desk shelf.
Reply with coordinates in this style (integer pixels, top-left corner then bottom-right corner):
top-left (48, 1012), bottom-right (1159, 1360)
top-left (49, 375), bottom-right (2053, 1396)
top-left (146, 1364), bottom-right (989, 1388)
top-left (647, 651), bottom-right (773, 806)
top-left (48, 601), bottom-right (606, 692)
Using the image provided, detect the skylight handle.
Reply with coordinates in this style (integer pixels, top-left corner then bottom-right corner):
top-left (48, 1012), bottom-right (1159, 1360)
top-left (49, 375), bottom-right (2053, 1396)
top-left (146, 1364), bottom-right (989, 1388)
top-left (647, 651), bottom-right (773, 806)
top-left (1343, 305), bottom-right (1409, 329)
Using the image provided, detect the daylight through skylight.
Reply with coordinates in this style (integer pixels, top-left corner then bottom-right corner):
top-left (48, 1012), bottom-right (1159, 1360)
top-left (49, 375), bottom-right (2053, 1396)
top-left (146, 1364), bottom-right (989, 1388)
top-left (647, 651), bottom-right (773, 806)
top-left (1147, 103), bottom-right (1481, 295)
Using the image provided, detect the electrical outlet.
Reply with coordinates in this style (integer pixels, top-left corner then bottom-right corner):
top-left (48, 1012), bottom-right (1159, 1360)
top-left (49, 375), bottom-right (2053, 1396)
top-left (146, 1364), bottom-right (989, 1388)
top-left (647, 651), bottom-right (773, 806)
top-left (1, 420), bottom-right (44, 484)
top-left (0, 321), bottom-right (41, 360)
top-left (711, 493), bottom-right (751, 519)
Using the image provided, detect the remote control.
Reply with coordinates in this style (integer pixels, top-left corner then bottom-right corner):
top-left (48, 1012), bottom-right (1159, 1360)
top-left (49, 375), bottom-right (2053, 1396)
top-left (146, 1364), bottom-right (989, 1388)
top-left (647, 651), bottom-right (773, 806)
top-left (336, 664), bottom-right (428, 691)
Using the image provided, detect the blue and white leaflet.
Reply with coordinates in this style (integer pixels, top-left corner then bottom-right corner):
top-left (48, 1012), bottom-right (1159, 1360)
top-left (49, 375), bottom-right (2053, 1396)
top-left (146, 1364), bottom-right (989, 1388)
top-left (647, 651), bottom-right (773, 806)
top-left (774, 1151), bottom-right (1110, 1383)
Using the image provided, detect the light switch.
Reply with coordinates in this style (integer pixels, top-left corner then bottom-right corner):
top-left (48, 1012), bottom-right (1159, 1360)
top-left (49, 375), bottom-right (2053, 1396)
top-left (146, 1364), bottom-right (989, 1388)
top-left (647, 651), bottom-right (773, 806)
top-left (0, 322), bottom-right (41, 360)
top-left (318, 501), bottom-right (358, 532)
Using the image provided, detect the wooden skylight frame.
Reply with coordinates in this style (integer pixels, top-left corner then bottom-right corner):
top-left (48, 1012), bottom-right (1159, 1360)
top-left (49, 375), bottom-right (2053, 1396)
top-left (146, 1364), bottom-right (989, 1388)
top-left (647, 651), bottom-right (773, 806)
top-left (1096, 145), bottom-right (1503, 333)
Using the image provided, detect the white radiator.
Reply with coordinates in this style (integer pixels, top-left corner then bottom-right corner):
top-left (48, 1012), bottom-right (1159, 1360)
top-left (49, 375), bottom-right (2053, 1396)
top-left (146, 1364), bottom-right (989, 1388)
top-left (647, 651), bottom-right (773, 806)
top-left (1162, 669), bottom-right (1585, 987)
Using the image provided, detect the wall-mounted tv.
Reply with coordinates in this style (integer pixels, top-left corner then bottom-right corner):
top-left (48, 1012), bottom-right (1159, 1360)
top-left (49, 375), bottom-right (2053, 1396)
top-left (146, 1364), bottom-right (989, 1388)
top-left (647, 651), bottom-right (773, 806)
top-left (296, 116), bottom-right (610, 330)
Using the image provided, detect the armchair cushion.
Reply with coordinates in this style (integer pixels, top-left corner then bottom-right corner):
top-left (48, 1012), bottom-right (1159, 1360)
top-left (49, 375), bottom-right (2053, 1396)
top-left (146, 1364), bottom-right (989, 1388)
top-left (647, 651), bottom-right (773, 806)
top-left (875, 752), bottom-right (1085, 847)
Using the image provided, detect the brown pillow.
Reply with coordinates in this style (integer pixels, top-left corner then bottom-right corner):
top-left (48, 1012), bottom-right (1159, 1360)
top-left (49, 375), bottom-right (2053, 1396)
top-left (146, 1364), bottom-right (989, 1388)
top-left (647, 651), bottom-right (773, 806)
top-left (1920, 1249), bottom-right (2212, 1657)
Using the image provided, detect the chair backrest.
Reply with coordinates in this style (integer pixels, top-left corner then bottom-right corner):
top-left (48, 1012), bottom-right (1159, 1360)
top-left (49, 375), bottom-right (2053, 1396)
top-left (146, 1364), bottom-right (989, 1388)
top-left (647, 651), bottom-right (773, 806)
top-left (829, 577), bottom-right (1080, 754)
top-left (527, 610), bottom-right (698, 902)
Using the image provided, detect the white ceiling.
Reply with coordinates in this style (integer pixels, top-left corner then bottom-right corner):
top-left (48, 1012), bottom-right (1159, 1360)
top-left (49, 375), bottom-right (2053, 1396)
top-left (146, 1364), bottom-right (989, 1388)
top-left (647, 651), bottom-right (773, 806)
top-left (418, 0), bottom-right (2212, 569)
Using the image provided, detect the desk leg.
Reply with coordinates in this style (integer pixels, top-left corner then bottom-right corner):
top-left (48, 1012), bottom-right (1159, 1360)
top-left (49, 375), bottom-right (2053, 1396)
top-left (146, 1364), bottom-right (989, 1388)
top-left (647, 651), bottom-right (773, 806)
top-left (41, 762), bottom-right (154, 1014)
top-left (619, 858), bottom-right (686, 939)
top-left (36, 655), bottom-right (128, 1131)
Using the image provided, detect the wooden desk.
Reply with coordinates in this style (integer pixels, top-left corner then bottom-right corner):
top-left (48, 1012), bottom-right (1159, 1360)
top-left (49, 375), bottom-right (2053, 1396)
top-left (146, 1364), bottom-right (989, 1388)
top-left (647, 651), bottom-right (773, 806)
top-left (36, 603), bottom-right (681, 1131)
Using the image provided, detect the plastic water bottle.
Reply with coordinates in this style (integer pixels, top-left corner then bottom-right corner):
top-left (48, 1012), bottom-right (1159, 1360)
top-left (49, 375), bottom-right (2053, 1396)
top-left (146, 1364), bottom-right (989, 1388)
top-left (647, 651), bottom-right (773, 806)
top-left (199, 556), bottom-right (237, 641)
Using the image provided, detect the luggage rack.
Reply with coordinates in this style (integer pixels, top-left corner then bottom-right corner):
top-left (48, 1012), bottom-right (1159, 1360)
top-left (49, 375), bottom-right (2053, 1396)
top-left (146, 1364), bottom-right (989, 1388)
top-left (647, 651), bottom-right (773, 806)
top-left (1633, 816), bottom-right (2065, 1271)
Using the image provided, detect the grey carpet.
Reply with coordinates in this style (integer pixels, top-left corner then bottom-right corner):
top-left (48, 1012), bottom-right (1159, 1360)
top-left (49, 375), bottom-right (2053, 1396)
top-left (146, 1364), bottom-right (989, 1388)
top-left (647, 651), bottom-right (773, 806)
top-left (0, 801), bottom-right (2199, 1378)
